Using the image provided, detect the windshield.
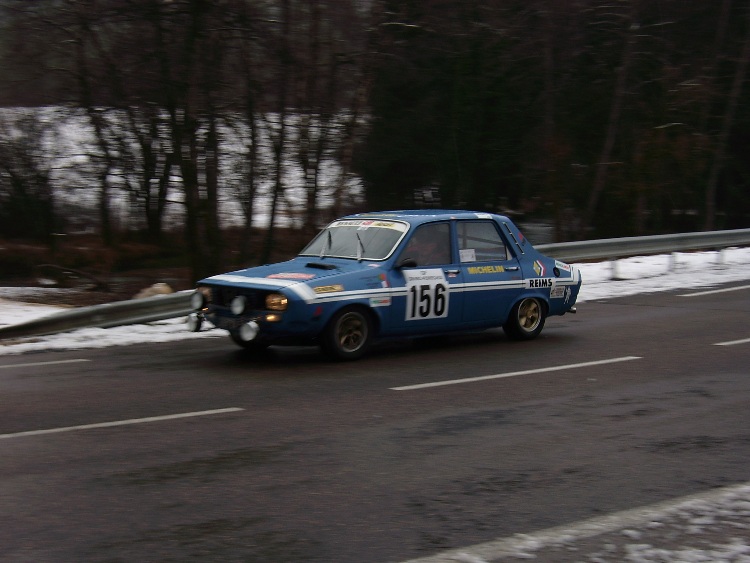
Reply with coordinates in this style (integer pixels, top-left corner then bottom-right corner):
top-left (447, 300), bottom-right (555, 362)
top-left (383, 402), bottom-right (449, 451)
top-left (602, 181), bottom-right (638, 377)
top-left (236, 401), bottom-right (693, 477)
top-left (300, 219), bottom-right (409, 260)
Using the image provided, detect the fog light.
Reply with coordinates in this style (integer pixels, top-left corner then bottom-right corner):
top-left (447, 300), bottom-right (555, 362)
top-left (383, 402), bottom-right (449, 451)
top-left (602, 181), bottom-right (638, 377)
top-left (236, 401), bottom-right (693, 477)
top-left (187, 313), bottom-right (203, 332)
top-left (239, 321), bottom-right (259, 341)
top-left (230, 295), bottom-right (247, 315)
top-left (264, 314), bottom-right (282, 322)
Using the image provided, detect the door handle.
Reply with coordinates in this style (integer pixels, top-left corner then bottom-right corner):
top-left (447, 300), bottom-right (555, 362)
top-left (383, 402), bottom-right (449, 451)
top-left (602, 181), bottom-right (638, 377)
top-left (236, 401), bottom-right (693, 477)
top-left (445, 269), bottom-right (460, 275)
top-left (505, 266), bottom-right (519, 271)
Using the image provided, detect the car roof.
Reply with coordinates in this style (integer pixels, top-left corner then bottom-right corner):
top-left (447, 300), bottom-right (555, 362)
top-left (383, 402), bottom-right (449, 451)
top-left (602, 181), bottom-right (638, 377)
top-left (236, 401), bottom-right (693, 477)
top-left (342, 209), bottom-right (511, 227)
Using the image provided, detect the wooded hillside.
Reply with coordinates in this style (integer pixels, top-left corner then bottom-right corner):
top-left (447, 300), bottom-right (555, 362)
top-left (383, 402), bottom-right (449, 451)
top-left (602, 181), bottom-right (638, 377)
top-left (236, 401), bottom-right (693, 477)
top-left (1, 0), bottom-right (748, 281)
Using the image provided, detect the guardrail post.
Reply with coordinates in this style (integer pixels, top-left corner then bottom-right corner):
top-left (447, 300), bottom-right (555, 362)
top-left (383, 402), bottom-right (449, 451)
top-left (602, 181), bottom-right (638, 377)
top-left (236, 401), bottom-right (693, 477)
top-left (669, 252), bottom-right (678, 272)
top-left (610, 259), bottom-right (620, 280)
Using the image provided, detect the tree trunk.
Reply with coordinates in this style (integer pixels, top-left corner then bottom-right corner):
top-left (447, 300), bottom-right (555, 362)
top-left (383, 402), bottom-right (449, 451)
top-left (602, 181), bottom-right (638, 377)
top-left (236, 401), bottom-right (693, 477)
top-left (581, 15), bottom-right (638, 238)
top-left (73, 12), bottom-right (115, 247)
top-left (704, 3), bottom-right (750, 230)
top-left (261, 0), bottom-right (291, 264)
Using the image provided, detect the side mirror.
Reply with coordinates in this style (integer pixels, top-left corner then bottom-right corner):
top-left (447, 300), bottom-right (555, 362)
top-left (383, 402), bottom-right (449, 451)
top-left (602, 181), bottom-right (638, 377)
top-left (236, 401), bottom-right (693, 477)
top-left (396, 257), bottom-right (418, 269)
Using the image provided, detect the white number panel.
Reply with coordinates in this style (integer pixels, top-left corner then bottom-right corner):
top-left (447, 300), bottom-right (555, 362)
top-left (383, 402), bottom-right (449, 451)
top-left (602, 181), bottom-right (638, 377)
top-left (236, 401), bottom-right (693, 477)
top-left (404, 269), bottom-right (449, 320)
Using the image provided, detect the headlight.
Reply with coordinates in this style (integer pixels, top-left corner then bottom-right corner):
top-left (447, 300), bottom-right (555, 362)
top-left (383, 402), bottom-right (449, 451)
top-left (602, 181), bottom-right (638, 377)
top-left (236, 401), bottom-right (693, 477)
top-left (265, 292), bottom-right (288, 311)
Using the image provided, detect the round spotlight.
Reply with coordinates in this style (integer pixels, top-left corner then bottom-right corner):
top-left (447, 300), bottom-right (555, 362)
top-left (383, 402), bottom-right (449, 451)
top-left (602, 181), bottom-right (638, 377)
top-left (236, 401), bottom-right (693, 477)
top-left (239, 321), bottom-right (259, 341)
top-left (230, 295), bottom-right (247, 315)
top-left (190, 291), bottom-right (205, 310)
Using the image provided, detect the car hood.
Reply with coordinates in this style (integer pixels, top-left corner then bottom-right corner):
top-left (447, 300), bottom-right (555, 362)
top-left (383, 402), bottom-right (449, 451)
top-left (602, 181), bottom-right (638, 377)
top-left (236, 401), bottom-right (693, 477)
top-left (199, 257), bottom-right (387, 300)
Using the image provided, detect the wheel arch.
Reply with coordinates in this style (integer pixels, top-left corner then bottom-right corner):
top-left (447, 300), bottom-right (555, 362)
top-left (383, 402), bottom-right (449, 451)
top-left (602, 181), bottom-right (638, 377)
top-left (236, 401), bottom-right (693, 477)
top-left (504, 292), bottom-right (549, 324)
top-left (319, 300), bottom-right (381, 338)
top-left (320, 302), bottom-right (379, 361)
top-left (503, 293), bottom-right (549, 341)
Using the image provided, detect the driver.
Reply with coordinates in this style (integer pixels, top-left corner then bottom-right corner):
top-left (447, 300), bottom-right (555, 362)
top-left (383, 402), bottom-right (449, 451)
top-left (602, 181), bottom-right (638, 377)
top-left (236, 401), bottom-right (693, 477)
top-left (404, 228), bottom-right (446, 266)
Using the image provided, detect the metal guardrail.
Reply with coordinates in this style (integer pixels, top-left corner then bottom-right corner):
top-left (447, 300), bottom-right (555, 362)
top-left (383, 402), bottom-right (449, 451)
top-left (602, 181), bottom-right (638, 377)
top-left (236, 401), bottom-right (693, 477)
top-left (536, 227), bottom-right (750, 262)
top-left (0, 292), bottom-right (196, 341)
top-left (1, 227), bottom-right (749, 341)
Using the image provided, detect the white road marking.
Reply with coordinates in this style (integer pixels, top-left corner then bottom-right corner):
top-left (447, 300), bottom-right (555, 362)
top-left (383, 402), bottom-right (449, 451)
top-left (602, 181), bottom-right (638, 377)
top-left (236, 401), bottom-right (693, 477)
top-left (679, 283), bottom-right (750, 297)
top-left (0, 358), bottom-right (91, 370)
top-left (0, 407), bottom-right (244, 439)
top-left (714, 337), bottom-right (750, 346)
top-left (390, 356), bottom-right (642, 391)
top-left (398, 481), bottom-right (750, 563)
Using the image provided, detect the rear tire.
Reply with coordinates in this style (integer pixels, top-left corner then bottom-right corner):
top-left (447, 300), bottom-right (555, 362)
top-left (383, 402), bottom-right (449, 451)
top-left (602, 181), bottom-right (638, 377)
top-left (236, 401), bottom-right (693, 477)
top-left (321, 307), bottom-right (373, 361)
top-left (503, 297), bottom-right (546, 340)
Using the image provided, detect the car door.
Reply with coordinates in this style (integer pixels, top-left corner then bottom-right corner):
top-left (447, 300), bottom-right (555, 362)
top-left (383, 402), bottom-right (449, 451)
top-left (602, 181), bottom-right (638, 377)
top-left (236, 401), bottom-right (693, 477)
top-left (456, 219), bottom-right (524, 325)
top-left (386, 222), bottom-right (465, 334)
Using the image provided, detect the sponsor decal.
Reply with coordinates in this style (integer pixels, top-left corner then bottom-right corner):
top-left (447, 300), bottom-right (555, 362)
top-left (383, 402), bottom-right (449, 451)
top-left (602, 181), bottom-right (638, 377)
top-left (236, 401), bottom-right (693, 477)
top-left (267, 272), bottom-right (315, 280)
top-left (555, 260), bottom-right (572, 272)
top-left (403, 269), bottom-right (449, 320)
top-left (313, 284), bottom-right (344, 294)
top-left (550, 285), bottom-right (565, 299)
top-left (459, 248), bottom-right (476, 262)
top-left (370, 296), bottom-right (392, 307)
top-left (467, 265), bottom-right (505, 275)
top-left (331, 219), bottom-right (405, 231)
top-left (527, 278), bottom-right (554, 289)
top-left (533, 260), bottom-right (546, 277)
top-left (379, 273), bottom-right (390, 288)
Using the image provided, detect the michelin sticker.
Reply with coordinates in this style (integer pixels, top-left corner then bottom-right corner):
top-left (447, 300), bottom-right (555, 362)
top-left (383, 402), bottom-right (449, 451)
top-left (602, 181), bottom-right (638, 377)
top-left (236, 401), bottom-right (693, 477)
top-left (404, 269), bottom-right (449, 320)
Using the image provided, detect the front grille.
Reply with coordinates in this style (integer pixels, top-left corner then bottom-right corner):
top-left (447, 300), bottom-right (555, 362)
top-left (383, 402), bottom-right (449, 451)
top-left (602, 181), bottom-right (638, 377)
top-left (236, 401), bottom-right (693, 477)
top-left (212, 286), bottom-right (264, 310)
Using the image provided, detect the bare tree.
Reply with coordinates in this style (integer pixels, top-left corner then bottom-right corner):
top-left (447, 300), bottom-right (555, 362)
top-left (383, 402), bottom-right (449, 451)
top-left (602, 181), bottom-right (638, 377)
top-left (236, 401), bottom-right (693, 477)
top-left (0, 111), bottom-right (58, 241)
top-left (581, 1), bottom-right (639, 237)
top-left (704, 3), bottom-right (750, 230)
top-left (259, 0), bottom-right (292, 264)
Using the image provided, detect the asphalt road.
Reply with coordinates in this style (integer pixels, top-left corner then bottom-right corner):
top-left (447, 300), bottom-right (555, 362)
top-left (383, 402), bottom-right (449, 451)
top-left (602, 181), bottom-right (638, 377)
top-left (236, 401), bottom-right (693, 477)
top-left (1, 283), bottom-right (749, 562)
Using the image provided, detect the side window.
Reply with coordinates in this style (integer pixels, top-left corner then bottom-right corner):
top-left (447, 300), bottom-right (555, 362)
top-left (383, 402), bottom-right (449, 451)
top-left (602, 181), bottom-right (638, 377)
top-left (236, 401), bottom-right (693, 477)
top-left (457, 221), bottom-right (509, 262)
top-left (402, 223), bottom-right (451, 266)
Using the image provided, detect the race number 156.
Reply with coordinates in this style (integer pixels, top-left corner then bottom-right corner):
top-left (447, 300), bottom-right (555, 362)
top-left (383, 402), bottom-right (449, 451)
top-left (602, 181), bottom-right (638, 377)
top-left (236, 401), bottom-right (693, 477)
top-left (404, 269), bottom-right (450, 320)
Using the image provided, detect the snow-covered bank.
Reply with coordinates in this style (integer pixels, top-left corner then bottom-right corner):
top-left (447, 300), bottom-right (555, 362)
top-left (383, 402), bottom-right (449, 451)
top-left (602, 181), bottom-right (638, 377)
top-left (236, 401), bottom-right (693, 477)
top-left (1, 247), bottom-right (750, 356)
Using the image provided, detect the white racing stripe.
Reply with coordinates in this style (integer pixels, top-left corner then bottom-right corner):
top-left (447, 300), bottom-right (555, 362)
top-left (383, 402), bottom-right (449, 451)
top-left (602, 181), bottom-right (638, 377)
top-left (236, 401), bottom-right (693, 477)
top-left (679, 284), bottom-right (750, 297)
top-left (0, 407), bottom-right (244, 439)
top-left (0, 358), bottom-right (90, 370)
top-left (391, 356), bottom-right (642, 391)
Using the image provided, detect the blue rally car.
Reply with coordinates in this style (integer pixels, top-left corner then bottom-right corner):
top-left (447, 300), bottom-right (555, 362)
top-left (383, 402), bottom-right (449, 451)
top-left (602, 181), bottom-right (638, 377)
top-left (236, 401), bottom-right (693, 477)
top-left (187, 210), bottom-right (581, 360)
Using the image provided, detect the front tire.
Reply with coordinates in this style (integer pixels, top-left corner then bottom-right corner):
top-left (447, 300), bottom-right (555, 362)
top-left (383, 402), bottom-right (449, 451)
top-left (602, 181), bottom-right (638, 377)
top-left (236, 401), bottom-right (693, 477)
top-left (503, 297), bottom-right (546, 340)
top-left (321, 307), bottom-right (373, 361)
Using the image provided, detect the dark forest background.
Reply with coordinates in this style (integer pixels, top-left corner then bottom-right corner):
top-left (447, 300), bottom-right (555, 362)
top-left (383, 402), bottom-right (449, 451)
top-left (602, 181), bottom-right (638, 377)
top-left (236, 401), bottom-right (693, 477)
top-left (1, 0), bottom-right (749, 283)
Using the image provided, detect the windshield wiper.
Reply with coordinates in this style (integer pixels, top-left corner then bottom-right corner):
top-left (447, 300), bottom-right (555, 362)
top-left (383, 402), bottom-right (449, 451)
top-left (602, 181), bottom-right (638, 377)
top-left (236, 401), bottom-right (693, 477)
top-left (319, 230), bottom-right (332, 259)
top-left (356, 233), bottom-right (365, 261)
